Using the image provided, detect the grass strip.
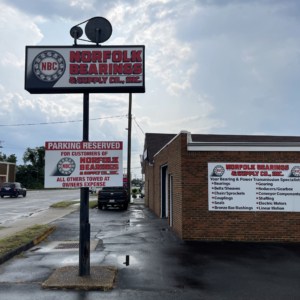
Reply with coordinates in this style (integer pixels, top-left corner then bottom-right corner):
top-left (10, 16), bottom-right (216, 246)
top-left (0, 224), bottom-right (55, 263)
top-left (50, 201), bottom-right (80, 208)
top-left (89, 200), bottom-right (98, 209)
top-left (50, 200), bottom-right (97, 209)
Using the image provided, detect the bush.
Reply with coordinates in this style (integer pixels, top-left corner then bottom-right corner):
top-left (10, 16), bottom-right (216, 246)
top-left (132, 188), bottom-right (138, 199)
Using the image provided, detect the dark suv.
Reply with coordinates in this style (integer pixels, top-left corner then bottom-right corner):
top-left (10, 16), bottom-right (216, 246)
top-left (0, 182), bottom-right (27, 198)
top-left (98, 186), bottom-right (128, 210)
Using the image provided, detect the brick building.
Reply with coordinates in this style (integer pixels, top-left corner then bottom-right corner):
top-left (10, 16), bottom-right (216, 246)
top-left (142, 131), bottom-right (300, 242)
top-left (0, 162), bottom-right (16, 185)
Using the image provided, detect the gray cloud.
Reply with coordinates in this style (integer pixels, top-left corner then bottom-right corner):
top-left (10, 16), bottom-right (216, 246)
top-left (1, 0), bottom-right (300, 170)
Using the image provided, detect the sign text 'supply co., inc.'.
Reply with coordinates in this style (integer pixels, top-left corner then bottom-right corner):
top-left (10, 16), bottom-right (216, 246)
top-left (45, 141), bottom-right (123, 188)
top-left (208, 162), bottom-right (300, 212)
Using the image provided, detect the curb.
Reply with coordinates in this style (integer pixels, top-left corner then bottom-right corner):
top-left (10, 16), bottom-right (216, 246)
top-left (42, 265), bottom-right (118, 291)
top-left (0, 226), bottom-right (56, 265)
top-left (33, 226), bottom-right (56, 245)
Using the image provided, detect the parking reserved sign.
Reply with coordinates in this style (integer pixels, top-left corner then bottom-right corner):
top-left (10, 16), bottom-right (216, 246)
top-left (44, 141), bottom-right (123, 188)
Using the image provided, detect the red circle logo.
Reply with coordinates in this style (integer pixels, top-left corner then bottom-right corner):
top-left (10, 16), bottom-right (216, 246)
top-left (32, 50), bottom-right (66, 82)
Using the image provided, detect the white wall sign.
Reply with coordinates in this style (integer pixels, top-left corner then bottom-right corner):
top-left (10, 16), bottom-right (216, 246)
top-left (45, 141), bottom-right (123, 188)
top-left (208, 162), bottom-right (300, 212)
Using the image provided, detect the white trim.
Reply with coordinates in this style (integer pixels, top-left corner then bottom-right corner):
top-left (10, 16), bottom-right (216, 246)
top-left (154, 131), bottom-right (191, 159)
top-left (0, 162), bottom-right (16, 165)
top-left (188, 144), bottom-right (300, 152)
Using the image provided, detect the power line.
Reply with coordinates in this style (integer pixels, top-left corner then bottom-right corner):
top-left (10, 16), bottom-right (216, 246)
top-left (132, 117), bottom-right (145, 135)
top-left (0, 115), bottom-right (127, 127)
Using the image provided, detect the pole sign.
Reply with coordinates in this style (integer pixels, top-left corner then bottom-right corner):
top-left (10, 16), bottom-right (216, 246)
top-left (25, 45), bottom-right (145, 94)
top-left (44, 141), bottom-right (123, 188)
top-left (208, 162), bottom-right (300, 212)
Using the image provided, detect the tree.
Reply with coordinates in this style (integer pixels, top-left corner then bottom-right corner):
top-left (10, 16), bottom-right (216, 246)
top-left (0, 153), bottom-right (17, 163)
top-left (16, 165), bottom-right (41, 189)
top-left (131, 178), bottom-right (144, 187)
top-left (18, 146), bottom-right (45, 189)
top-left (23, 146), bottom-right (45, 169)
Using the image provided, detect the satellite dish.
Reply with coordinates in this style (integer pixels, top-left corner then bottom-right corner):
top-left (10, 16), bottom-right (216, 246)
top-left (70, 26), bottom-right (83, 39)
top-left (85, 17), bottom-right (112, 44)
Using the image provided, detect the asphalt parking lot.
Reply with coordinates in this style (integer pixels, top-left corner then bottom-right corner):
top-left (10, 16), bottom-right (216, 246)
top-left (0, 200), bottom-right (300, 300)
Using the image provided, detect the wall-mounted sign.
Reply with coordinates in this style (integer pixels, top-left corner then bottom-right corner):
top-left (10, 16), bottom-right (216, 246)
top-left (25, 46), bottom-right (145, 94)
top-left (45, 141), bottom-right (123, 188)
top-left (208, 162), bottom-right (300, 212)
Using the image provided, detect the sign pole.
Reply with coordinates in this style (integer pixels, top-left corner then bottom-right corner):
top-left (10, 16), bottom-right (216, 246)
top-left (25, 16), bottom-right (145, 278)
top-left (127, 93), bottom-right (132, 202)
top-left (79, 92), bottom-right (90, 276)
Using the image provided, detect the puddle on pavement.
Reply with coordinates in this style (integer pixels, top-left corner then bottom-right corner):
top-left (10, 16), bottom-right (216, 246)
top-left (61, 256), bottom-right (78, 265)
top-left (130, 210), bottom-right (145, 219)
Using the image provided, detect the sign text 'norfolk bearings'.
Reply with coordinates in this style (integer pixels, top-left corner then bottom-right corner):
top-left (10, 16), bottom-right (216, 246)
top-left (44, 141), bottom-right (123, 188)
top-left (25, 46), bottom-right (145, 94)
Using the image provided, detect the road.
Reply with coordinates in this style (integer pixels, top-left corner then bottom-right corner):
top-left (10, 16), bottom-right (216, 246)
top-left (0, 189), bottom-right (81, 226)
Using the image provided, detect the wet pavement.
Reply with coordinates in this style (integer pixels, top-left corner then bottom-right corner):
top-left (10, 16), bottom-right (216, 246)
top-left (0, 200), bottom-right (300, 299)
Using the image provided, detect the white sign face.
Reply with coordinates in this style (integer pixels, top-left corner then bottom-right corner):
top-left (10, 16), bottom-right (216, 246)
top-left (208, 163), bottom-right (300, 212)
top-left (25, 46), bottom-right (145, 94)
top-left (45, 141), bottom-right (123, 188)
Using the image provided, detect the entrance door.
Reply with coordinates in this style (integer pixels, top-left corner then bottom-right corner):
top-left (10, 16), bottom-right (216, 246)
top-left (161, 165), bottom-right (168, 218)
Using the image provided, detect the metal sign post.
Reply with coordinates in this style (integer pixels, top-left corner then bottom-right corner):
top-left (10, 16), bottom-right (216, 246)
top-left (79, 92), bottom-right (90, 276)
top-left (127, 93), bottom-right (132, 202)
top-left (25, 16), bottom-right (145, 279)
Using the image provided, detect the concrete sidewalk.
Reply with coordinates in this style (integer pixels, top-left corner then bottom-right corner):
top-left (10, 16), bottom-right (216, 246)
top-left (0, 206), bottom-right (78, 239)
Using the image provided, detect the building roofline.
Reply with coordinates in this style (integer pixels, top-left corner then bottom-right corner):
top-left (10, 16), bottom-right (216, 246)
top-left (153, 131), bottom-right (190, 159)
top-left (149, 131), bottom-right (300, 164)
top-left (187, 132), bottom-right (300, 151)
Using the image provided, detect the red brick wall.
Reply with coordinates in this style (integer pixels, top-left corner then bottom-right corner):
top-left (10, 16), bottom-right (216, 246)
top-left (164, 134), bottom-right (184, 239)
top-left (144, 134), bottom-right (184, 238)
top-left (144, 165), bottom-right (152, 207)
top-left (181, 136), bottom-right (300, 242)
top-left (146, 132), bottom-right (300, 242)
top-left (145, 162), bottom-right (162, 217)
top-left (8, 164), bottom-right (16, 182)
top-left (0, 163), bottom-right (16, 184)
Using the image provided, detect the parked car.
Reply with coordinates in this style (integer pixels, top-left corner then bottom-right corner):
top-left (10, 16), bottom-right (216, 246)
top-left (0, 182), bottom-right (27, 198)
top-left (89, 187), bottom-right (96, 194)
top-left (98, 186), bottom-right (128, 210)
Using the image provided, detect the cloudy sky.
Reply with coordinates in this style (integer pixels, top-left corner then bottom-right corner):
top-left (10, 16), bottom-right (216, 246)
top-left (0, 0), bottom-right (300, 177)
